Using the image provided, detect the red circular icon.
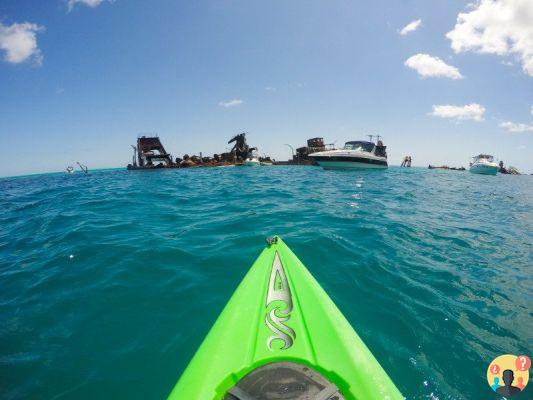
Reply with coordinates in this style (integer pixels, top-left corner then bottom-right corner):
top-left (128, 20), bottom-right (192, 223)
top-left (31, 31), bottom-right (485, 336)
top-left (490, 364), bottom-right (500, 374)
top-left (515, 355), bottom-right (531, 371)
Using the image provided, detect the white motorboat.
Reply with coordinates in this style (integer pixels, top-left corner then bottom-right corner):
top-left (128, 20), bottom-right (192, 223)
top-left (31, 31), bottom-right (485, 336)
top-left (243, 153), bottom-right (261, 166)
top-left (309, 136), bottom-right (388, 169)
top-left (469, 154), bottom-right (498, 175)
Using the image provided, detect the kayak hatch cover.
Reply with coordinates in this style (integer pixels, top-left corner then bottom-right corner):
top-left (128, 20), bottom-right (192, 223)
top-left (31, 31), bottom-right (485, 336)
top-left (168, 236), bottom-right (403, 400)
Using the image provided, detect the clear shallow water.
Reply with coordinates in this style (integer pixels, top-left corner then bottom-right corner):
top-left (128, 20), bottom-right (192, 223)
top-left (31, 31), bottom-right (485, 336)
top-left (1, 166), bottom-right (532, 400)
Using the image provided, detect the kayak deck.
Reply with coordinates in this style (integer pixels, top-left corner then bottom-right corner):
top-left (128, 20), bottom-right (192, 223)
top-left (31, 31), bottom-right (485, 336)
top-left (168, 236), bottom-right (402, 400)
top-left (224, 361), bottom-right (344, 399)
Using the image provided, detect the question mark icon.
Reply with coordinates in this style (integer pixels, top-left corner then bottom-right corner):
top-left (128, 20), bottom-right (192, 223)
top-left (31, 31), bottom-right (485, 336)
top-left (515, 355), bottom-right (531, 371)
top-left (491, 364), bottom-right (500, 374)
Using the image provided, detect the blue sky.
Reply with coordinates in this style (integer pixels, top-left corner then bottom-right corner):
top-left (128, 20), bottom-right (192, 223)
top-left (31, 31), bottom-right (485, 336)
top-left (1, 0), bottom-right (532, 176)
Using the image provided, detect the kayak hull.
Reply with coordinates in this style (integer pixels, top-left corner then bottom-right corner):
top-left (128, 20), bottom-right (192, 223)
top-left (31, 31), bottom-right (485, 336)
top-left (168, 237), bottom-right (402, 400)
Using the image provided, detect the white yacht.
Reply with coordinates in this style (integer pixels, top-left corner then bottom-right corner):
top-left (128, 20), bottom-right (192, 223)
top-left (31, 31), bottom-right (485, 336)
top-left (309, 136), bottom-right (388, 169)
top-left (469, 154), bottom-right (498, 175)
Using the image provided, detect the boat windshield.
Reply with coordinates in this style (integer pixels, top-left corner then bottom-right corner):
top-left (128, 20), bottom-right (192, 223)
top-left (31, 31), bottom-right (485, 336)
top-left (343, 141), bottom-right (374, 152)
top-left (473, 154), bottom-right (494, 162)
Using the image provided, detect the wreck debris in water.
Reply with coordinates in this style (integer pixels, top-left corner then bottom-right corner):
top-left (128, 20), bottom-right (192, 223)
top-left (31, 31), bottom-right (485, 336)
top-left (228, 132), bottom-right (257, 162)
top-left (274, 137), bottom-right (335, 165)
top-left (127, 133), bottom-right (270, 170)
top-left (127, 136), bottom-right (175, 170)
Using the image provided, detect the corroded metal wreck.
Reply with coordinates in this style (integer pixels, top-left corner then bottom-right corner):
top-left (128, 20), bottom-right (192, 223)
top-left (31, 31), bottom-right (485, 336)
top-left (127, 133), bottom-right (271, 170)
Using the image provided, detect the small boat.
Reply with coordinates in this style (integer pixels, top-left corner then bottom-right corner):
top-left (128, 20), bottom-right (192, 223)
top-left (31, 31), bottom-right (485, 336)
top-left (309, 135), bottom-right (388, 169)
top-left (66, 166), bottom-right (74, 174)
top-left (469, 154), bottom-right (498, 175)
top-left (243, 153), bottom-right (261, 166)
top-left (168, 236), bottom-right (402, 400)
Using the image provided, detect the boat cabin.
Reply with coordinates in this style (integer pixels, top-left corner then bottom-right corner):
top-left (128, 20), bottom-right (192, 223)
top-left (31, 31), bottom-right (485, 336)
top-left (344, 141), bottom-right (374, 152)
top-left (344, 141), bottom-right (387, 157)
top-left (473, 154), bottom-right (494, 162)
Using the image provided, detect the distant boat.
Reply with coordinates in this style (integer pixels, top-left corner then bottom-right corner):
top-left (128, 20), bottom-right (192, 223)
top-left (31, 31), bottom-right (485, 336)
top-left (309, 136), bottom-right (388, 169)
top-left (243, 153), bottom-right (261, 166)
top-left (469, 154), bottom-right (498, 175)
top-left (66, 166), bottom-right (74, 174)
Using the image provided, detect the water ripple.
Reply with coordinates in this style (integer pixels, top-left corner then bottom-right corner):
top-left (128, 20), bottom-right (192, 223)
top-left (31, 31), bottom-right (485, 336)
top-left (0, 167), bottom-right (532, 399)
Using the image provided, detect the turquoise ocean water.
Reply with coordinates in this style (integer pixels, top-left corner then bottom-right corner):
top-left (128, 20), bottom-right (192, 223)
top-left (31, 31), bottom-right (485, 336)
top-left (1, 166), bottom-right (532, 399)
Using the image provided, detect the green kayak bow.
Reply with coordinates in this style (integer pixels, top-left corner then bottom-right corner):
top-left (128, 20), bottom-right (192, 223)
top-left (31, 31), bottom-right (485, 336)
top-left (168, 237), bottom-right (402, 400)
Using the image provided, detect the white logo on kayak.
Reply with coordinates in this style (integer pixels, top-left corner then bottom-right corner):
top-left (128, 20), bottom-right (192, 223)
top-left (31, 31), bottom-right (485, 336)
top-left (265, 251), bottom-right (295, 350)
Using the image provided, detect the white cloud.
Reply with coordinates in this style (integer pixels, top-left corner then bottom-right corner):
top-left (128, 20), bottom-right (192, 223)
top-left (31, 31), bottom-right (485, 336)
top-left (265, 87), bottom-right (276, 92)
top-left (405, 53), bottom-right (463, 79)
top-left (0, 22), bottom-right (44, 65)
top-left (446, 0), bottom-right (533, 76)
top-left (218, 99), bottom-right (243, 108)
top-left (430, 103), bottom-right (486, 121)
top-left (400, 19), bottom-right (422, 36)
top-left (68, 0), bottom-right (111, 11)
top-left (499, 121), bottom-right (533, 132)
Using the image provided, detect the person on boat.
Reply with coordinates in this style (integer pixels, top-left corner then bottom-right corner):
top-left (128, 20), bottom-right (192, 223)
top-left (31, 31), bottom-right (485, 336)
top-left (496, 370), bottom-right (521, 396)
top-left (498, 161), bottom-right (509, 174)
